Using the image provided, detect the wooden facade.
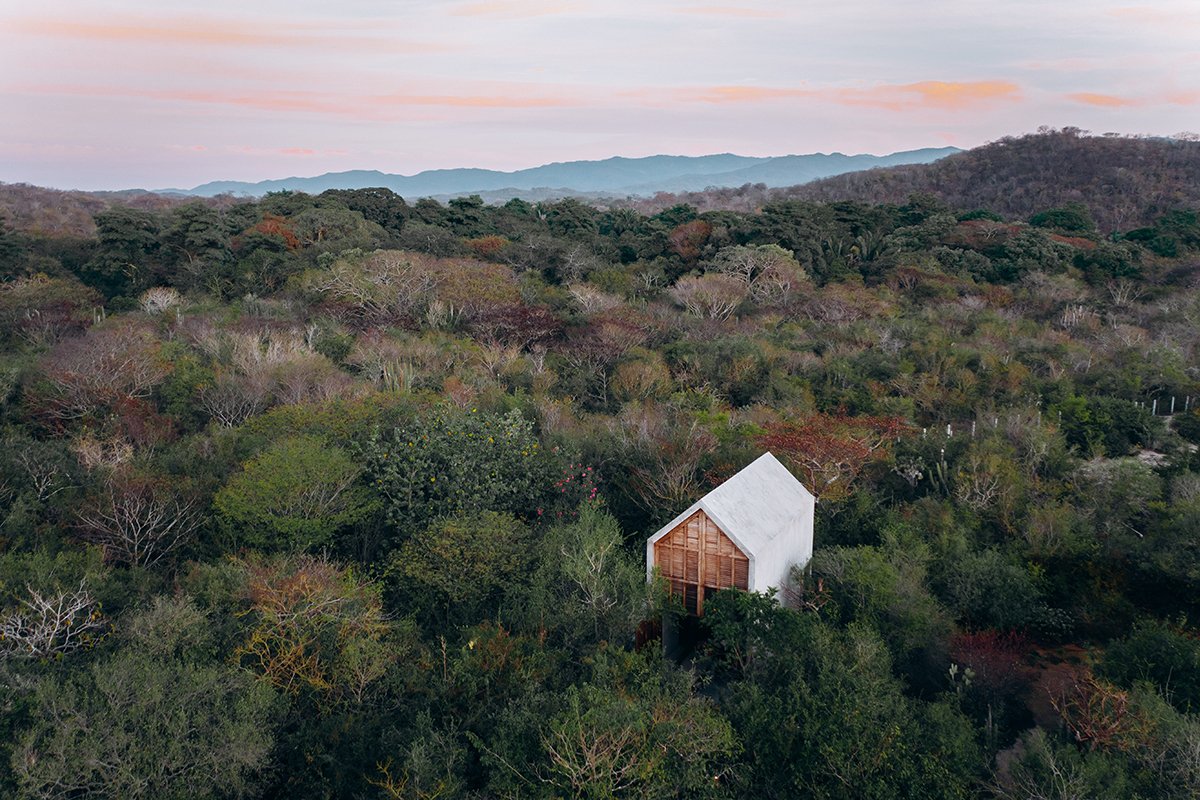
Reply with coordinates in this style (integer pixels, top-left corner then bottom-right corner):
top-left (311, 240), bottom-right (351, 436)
top-left (652, 509), bottom-right (749, 615)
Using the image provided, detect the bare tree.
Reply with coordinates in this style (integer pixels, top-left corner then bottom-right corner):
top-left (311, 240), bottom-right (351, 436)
top-left (12, 444), bottom-right (74, 502)
top-left (1106, 279), bottom-right (1145, 307)
top-left (568, 283), bottom-right (621, 315)
top-left (620, 407), bottom-right (718, 510)
top-left (955, 463), bottom-right (1003, 510)
top-left (72, 435), bottom-right (135, 471)
top-left (76, 474), bottom-right (202, 567)
top-left (272, 355), bottom-right (356, 405)
top-left (541, 698), bottom-right (645, 797)
top-left (138, 287), bottom-right (182, 315)
top-left (0, 582), bottom-right (106, 658)
top-left (35, 323), bottom-right (167, 421)
top-left (199, 370), bottom-right (271, 428)
top-left (312, 250), bottom-right (437, 326)
top-left (669, 274), bottom-right (746, 320)
top-left (708, 244), bottom-right (808, 306)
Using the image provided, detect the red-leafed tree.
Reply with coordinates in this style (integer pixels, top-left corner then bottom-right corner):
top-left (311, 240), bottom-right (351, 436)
top-left (0, 275), bottom-right (101, 347)
top-left (757, 413), bottom-right (910, 501)
top-left (247, 213), bottom-right (300, 250)
top-left (31, 321), bottom-right (168, 426)
top-left (469, 304), bottom-right (562, 351)
top-left (948, 629), bottom-right (1032, 701)
top-left (667, 219), bottom-right (712, 263)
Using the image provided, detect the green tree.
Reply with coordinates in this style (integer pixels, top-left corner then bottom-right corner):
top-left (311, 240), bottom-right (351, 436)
top-left (1054, 395), bottom-right (1155, 456)
top-left (320, 187), bottom-right (409, 234)
top-left (0, 215), bottom-right (29, 277)
top-left (996, 728), bottom-right (1132, 800)
top-left (1030, 204), bottom-right (1097, 234)
top-left (159, 202), bottom-right (233, 291)
top-left (809, 542), bottom-right (952, 681)
top-left (82, 207), bottom-right (161, 297)
top-left (214, 436), bottom-right (375, 551)
top-left (942, 548), bottom-right (1042, 630)
top-left (478, 648), bottom-right (736, 800)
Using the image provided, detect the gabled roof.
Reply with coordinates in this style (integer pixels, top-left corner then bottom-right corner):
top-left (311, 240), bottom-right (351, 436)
top-left (647, 451), bottom-right (814, 557)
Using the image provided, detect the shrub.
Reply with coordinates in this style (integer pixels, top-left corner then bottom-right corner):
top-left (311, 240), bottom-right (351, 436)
top-left (1100, 619), bottom-right (1200, 713)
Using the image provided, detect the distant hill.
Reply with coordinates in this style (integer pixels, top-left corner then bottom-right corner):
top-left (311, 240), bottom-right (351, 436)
top-left (162, 148), bottom-right (961, 199)
top-left (775, 129), bottom-right (1200, 232)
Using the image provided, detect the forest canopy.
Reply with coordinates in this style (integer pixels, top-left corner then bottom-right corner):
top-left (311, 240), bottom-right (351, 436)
top-left (1, 129), bottom-right (1200, 798)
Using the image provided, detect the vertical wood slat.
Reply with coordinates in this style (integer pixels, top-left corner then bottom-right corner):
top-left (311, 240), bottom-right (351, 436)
top-left (654, 510), bottom-right (751, 614)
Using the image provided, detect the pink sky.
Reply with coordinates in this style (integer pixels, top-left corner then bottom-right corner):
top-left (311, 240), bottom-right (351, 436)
top-left (2, 0), bottom-right (1198, 190)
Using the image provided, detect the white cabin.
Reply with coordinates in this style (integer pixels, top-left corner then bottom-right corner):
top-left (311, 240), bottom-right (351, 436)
top-left (645, 452), bottom-right (815, 614)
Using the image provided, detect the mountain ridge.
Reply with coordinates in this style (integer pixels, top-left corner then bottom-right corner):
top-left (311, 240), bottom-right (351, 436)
top-left (159, 147), bottom-right (961, 198)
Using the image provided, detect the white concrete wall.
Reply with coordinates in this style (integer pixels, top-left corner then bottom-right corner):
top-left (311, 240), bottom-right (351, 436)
top-left (748, 499), bottom-right (814, 595)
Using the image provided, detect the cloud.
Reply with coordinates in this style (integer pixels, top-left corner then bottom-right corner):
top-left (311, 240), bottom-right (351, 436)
top-left (372, 89), bottom-right (572, 108)
top-left (1067, 92), bottom-right (1142, 108)
top-left (678, 86), bottom-right (814, 103)
top-left (666, 80), bottom-right (1022, 111)
top-left (1165, 91), bottom-right (1200, 105)
top-left (1066, 90), bottom-right (1199, 107)
top-left (836, 81), bottom-right (1022, 111)
top-left (7, 14), bottom-right (450, 53)
top-left (11, 83), bottom-right (575, 119)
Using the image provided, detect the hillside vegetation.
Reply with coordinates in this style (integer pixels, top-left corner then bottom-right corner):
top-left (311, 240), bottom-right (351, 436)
top-left (629, 129), bottom-right (1200, 233)
top-left (1, 148), bottom-right (1200, 798)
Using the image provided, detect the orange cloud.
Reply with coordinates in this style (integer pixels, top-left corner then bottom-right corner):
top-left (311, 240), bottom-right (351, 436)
top-left (1065, 90), bottom-right (1199, 107)
top-left (1067, 92), bottom-right (1142, 108)
top-left (373, 92), bottom-right (570, 108)
top-left (665, 80), bottom-right (1021, 111)
top-left (834, 81), bottom-right (1022, 110)
top-left (8, 15), bottom-right (450, 53)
